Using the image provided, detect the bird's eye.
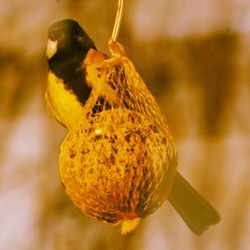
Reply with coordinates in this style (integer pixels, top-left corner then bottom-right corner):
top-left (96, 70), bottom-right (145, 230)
top-left (49, 32), bottom-right (57, 41)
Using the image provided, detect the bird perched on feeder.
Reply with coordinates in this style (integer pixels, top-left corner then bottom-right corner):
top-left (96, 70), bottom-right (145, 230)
top-left (45, 18), bottom-right (220, 235)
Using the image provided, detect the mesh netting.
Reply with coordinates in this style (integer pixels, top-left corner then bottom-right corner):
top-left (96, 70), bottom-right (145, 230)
top-left (59, 47), bottom-right (177, 224)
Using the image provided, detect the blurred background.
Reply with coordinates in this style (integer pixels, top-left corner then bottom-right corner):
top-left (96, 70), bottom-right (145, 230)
top-left (0, 0), bottom-right (250, 249)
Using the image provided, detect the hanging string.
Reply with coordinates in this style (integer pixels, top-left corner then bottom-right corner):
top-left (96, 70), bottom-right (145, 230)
top-left (111, 0), bottom-right (125, 42)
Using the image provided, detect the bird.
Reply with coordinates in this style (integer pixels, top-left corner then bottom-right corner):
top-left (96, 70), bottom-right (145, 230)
top-left (45, 19), bottom-right (220, 235)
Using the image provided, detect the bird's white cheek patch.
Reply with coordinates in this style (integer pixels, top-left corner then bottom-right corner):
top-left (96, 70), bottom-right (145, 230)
top-left (47, 39), bottom-right (58, 59)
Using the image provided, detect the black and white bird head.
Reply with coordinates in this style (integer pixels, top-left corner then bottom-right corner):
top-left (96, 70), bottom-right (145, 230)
top-left (46, 19), bottom-right (96, 60)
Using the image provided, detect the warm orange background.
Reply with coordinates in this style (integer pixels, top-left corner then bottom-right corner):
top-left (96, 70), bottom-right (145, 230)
top-left (0, 1), bottom-right (249, 249)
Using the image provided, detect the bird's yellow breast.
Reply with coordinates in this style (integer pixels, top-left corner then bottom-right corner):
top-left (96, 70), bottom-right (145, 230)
top-left (45, 72), bottom-right (86, 128)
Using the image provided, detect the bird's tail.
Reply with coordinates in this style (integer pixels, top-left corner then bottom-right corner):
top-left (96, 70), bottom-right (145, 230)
top-left (168, 172), bottom-right (220, 235)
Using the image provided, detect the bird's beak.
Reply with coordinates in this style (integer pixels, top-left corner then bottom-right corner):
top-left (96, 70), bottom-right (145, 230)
top-left (46, 39), bottom-right (58, 59)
